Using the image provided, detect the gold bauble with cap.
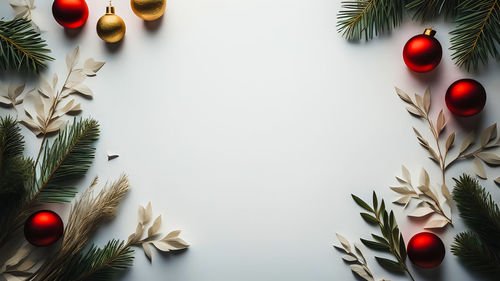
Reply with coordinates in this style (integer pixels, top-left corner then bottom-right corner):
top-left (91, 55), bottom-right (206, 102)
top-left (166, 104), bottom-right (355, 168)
top-left (131, 0), bottom-right (166, 21)
top-left (96, 5), bottom-right (126, 43)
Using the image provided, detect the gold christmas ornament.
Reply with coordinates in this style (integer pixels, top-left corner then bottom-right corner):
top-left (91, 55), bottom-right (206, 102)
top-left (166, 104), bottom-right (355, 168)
top-left (131, 0), bottom-right (166, 21)
top-left (96, 5), bottom-right (126, 43)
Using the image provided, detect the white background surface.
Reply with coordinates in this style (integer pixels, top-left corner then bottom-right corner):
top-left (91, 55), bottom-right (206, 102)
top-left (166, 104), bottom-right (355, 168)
top-left (1, 1), bottom-right (500, 280)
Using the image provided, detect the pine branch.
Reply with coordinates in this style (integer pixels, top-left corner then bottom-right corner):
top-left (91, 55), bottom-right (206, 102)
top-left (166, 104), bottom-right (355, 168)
top-left (352, 192), bottom-right (415, 281)
top-left (0, 18), bottom-right (53, 74)
top-left (33, 118), bottom-right (100, 203)
top-left (57, 240), bottom-right (135, 281)
top-left (406, 0), bottom-right (463, 21)
top-left (453, 174), bottom-right (500, 250)
top-left (452, 231), bottom-right (500, 275)
top-left (0, 116), bottom-right (34, 240)
top-left (337, 0), bottom-right (404, 41)
top-left (450, 0), bottom-right (500, 71)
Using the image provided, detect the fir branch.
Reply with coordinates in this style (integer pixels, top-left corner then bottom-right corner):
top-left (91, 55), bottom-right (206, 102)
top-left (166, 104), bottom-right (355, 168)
top-left (57, 240), bottom-right (135, 281)
top-left (0, 18), bottom-right (53, 74)
top-left (352, 192), bottom-right (415, 281)
top-left (33, 175), bottom-right (130, 281)
top-left (452, 231), bottom-right (500, 275)
top-left (32, 118), bottom-right (100, 203)
top-left (450, 0), bottom-right (500, 71)
top-left (453, 175), bottom-right (500, 250)
top-left (337, 0), bottom-right (404, 41)
top-left (406, 0), bottom-right (463, 21)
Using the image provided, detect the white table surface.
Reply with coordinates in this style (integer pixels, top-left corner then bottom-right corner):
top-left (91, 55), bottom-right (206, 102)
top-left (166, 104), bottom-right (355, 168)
top-left (1, 1), bottom-right (500, 280)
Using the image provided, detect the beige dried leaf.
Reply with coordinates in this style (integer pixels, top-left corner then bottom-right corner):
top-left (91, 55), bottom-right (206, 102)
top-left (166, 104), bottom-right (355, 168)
top-left (460, 132), bottom-right (475, 153)
top-left (164, 230), bottom-right (182, 239)
top-left (72, 84), bottom-right (93, 98)
top-left (408, 206), bottom-right (434, 218)
top-left (349, 264), bottom-right (374, 281)
top-left (143, 242), bottom-right (152, 261)
top-left (481, 124), bottom-right (497, 147)
top-left (390, 186), bottom-right (412, 194)
top-left (65, 71), bottom-right (86, 89)
top-left (336, 233), bottom-right (351, 252)
top-left (441, 184), bottom-right (452, 202)
top-left (436, 110), bottom-right (446, 134)
top-left (414, 94), bottom-right (424, 110)
top-left (423, 87), bottom-right (431, 114)
top-left (406, 106), bottom-right (422, 117)
top-left (446, 132), bottom-right (455, 151)
top-left (395, 87), bottom-right (412, 104)
top-left (419, 168), bottom-right (430, 188)
top-left (83, 58), bottom-right (105, 75)
top-left (401, 165), bottom-right (411, 185)
top-left (159, 236), bottom-right (189, 250)
top-left (424, 219), bottom-right (449, 229)
top-left (66, 47), bottom-right (80, 70)
top-left (473, 157), bottom-right (487, 179)
top-left (394, 195), bottom-right (411, 207)
top-left (148, 215), bottom-right (162, 237)
top-left (495, 177), bottom-right (500, 185)
top-left (477, 152), bottom-right (500, 165)
top-left (5, 246), bottom-right (31, 268)
top-left (342, 255), bottom-right (358, 262)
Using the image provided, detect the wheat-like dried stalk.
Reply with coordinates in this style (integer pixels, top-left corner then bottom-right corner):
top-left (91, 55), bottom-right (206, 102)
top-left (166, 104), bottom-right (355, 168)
top-left (32, 175), bottom-right (129, 281)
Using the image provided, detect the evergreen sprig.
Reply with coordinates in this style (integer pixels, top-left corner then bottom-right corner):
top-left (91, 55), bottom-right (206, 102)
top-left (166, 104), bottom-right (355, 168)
top-left (406, 0), bottom-right (462, 21)
top-left (57, 240), bottom-right (135, 281)
top-left (449, 0), bottom-right (500, 71)
top-left (337, 0), bottom-right (404, 41)
top-left (0, 18), bottom-right (53, 74)
top-left (451, 174), bottom-right (500, 276)
top-left (33, 118), bottom-right (100, 203)
top-left (352, 192), bottom-right (415, 281)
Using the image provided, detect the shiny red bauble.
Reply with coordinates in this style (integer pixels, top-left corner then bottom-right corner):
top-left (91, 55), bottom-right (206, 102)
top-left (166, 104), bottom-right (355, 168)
top-left (403, 29), bottom-right (442, 72)
top-left (52, 0), bottom-right (89, 29)
top-left (407, 232), bottom-right (445, 268)
top-left (24, 210), bottom-right (64, 247)
top-left (445, 79), bottom-right (486, 117)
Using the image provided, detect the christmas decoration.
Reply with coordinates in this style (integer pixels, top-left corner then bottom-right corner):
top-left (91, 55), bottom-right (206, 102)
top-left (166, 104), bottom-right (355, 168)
top-left (97, 4), bottom-right (126, 43)
top-left (403, 29), bottom-right (442, 72)
top-left (131, 0), bottom-right (166, 21)
top-left (24, 210), bottom-right (63, 246)
top-left (337, 0), bottom-right (499, 71)
top-left (52, 0), bottom-right (89, 29)
top-left (407, 232), bottom-right (445, 268)
top-left (445, 79), bottom-right (486, 117)
top-left (0, 18), bottom-right (53, 74)
top-left (334, 233), bottom-right (375, 281)
top-left (452, 175), bottom-right (500, 276)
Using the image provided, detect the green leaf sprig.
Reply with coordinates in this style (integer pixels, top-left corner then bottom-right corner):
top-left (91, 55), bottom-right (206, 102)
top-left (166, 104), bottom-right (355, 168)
top-left (352, 192), bottom-right (415, 281)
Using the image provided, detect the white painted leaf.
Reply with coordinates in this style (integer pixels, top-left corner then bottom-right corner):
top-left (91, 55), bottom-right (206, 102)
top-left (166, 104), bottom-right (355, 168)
top-left (393, 195), bottom-right (411, 206)
top-left (45, 119), bottom-right (66, 133)
top-left (83, 58), bottom-right (105, 74)
top-left (446, 132), bottom-right (455, 151)
top-left (408, 206), bottom-right (434, 217)
top-left (65, 71), bottom-right (86, 88)
top-left (441, 184), bottom-right (451, 202)
top-left (415, 93), bottom-right (424, 110)
top-left (436, 110), bottom-right (446, 134)
top-left (342, 255), bottom-right (357, 262)
top-left (424, 219), bottom-right (449, 229)
top-left (66, 46), bottom-right (80, 70)
top-left (0, 95), bottom-right (12, 105)
top-left (473, 157), bottom-right (487, 179)
top-left (144, 202), bottom-right (153, 224)
top-left (406, 106), bottom-right (422, 117)
top-left (160, 237), bottom-right (189, 250)
top-left (419, 168), bottom-right (430, 188)
top-left (148, 215), bottom-right (162, 237)
top-left (401, 165), bottom-right (411, 185)
top-left (390, 186), bottom-right (412, 194)
top-left (72, 84), bottom-right (93, 98)
top-left (164, 230), bottom-right (182, 239)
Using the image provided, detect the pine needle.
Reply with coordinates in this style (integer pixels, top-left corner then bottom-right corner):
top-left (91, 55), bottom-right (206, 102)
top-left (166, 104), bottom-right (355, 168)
top-left (406, 0), bottom-right (463, 21)
top-left (33, 118), bottom-right (100, 203)
top-left (0, 18), bottom-right (53, 74)
top-left (452, 231), bottom-right (500, 274)
top-left (450, 0), bottom-right (500, 71)
top-left (337, 0), bottom-right (404, 41)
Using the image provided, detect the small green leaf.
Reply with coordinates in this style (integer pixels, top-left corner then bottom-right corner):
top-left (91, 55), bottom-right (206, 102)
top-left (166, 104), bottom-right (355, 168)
top-left (372, 191), bottom-right (378, 213)
top-left (371, 234), bottom-right (389, 245)
top-left (360, 213), bottom-right (379, 225)
top-left (399, 233), bottom-right (407, 261)
top-left (352, 194), bottom-right (374, 213)
top-left (375, 257), bottom-right (405, 273)
top-left (361, 238), bottom-right (390, 252)
top-left (379, 200), bottom-right (385, 216)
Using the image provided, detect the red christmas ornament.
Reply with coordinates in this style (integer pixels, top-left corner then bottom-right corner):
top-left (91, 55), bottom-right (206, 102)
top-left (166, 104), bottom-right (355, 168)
top-left (407, 232), bottom-right (445, 268)
top-left (446, 79), bottom-right (486, 117)
top-left (24, 210), bottom-right (64, 247)
top-left (403, 29), bottom-right (442, 72)
top-left (52, 0), bottom-right (89, 29)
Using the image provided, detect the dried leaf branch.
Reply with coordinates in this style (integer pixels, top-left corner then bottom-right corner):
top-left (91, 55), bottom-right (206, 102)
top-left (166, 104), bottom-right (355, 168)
top-left (32, 175), bottom-right (129, 281)
top-left (127, 202), bottom-right (189, 262)
top-left (334, 233), bottom-right (377, 281)
top-left (352, 192), bottom-right (415, 281)
top-left (391, 166), bottom-right (452, 229)
top-left (0, 245), bottom-right (37, 281)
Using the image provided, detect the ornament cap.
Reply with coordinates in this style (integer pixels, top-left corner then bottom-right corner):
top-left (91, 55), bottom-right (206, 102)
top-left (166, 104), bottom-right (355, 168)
top-left (423, 28), bottom-right (436, 37)
top-left (106, 5), bottom-right (115, 14)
